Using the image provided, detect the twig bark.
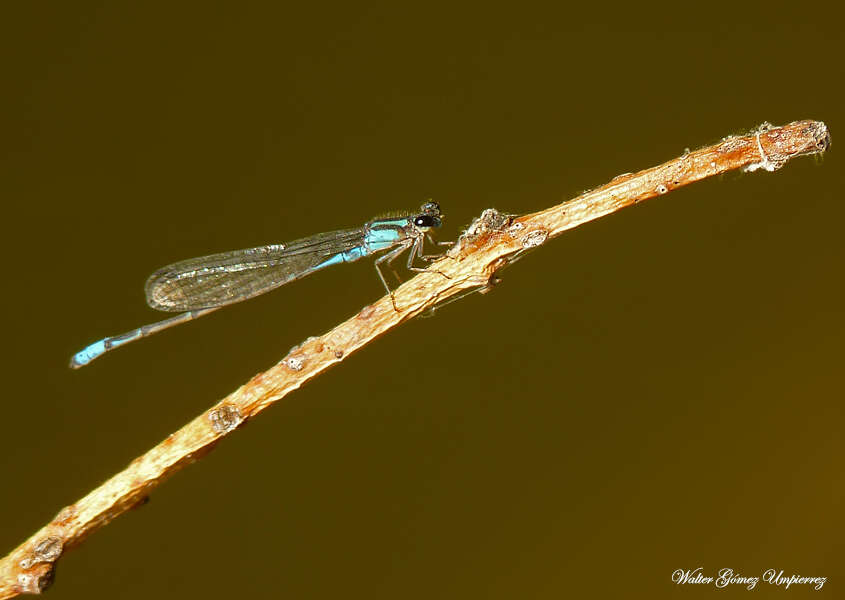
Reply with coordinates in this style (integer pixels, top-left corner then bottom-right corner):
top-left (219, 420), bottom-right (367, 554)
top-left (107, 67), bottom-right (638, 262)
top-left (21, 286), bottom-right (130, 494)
top-left (0, 120), bottom-right (829, 598)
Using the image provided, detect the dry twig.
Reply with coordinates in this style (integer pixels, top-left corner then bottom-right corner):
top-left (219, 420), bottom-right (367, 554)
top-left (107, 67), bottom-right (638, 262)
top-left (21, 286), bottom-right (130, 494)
top-left (0, 120), bottom-right (829, 598)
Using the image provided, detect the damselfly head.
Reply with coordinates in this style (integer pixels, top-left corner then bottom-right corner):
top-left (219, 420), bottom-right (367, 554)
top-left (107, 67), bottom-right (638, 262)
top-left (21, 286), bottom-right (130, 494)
top-left (414, 201), bottom-right (442, 230)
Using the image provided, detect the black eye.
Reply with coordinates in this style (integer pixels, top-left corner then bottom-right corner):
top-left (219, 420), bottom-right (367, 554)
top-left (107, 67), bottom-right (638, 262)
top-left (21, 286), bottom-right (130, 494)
top-left (414, 215), bottom-right (441, 228)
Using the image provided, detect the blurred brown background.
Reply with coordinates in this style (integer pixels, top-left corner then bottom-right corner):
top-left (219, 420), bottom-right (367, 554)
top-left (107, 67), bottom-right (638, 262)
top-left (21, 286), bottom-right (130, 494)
top-left (1, 3), bottom-right (841, 598)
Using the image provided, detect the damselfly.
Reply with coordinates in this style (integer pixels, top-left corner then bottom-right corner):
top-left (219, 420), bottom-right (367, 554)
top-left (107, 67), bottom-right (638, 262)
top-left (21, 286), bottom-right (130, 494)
top-left (70, 202), bottom-right (444, 368)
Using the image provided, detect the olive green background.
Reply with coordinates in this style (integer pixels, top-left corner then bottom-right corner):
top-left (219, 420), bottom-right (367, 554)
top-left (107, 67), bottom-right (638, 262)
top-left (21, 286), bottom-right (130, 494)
top-left (1, 3), bottom-right (842, 598)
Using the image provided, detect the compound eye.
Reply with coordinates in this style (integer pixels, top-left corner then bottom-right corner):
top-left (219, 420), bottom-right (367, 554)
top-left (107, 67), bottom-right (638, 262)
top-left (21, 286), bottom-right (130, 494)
top-left (414, 214), bottom-right (441, 228)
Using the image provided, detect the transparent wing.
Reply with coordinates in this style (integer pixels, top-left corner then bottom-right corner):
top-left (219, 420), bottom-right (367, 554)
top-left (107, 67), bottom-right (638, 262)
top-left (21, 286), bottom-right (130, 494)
top-left (145, 227), bottom-right (365, 311)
